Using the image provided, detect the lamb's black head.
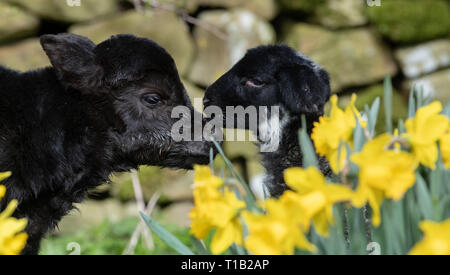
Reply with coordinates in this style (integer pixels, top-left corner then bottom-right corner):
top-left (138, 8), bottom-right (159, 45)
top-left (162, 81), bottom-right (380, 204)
top-left (40, 33), bottom-right (212, 169)
top-left (204, 45), bottom-right (331, 126)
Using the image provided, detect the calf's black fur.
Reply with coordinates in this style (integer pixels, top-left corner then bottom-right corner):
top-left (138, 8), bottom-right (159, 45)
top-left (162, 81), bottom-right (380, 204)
top-left (204, 45), bottom-right (332, 197)
top-left (0, 33), bottom-right (212, 254)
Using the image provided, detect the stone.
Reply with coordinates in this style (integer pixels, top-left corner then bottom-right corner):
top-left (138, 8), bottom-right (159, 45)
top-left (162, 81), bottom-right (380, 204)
top-left (315, 0), bottom-right (367, 29)
top-left (131, 0), bottom-right (278, 19)
top-left (395, 39), bottom-right (450, 79)
top-left (159, 202), bottom-right (194, 228)
top-left (237, 0), bottom-right (278, 20)
top-left (284, 23), bottom-right (397, 92)
top-left (196, 0), bottom-right (279, 20)
top-left (405, 69), bottom-right (450, 104)
top-left (0, 38), bottom-right (50, 71)
top-left (183, 79), bottom-right (205, 112)
top-left (0, 3), bottom-right (39, 43)
top-left (367, 0), bottom-right (450, 44)
top-left (146, 0), bottom-right (199, 13)
top-left (188, 9), bottom-right (275, 87)
top-left (7, 0), bottom-right (119, 23)
top-left (278, 0), bottom-right (326, 13)
top-left (70, 10), bottom-right (194, 76)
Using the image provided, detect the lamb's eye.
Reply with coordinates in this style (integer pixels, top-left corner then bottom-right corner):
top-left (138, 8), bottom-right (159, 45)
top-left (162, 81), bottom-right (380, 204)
top-left (246, 79), bottom-right (266, 88)
top-left (142, 93), bottom-right (162, 106)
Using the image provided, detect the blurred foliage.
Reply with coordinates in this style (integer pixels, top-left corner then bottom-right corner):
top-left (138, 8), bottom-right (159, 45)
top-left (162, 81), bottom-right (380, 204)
top-left (40, 217), bottom-right (193, 255)
top-left (110, 166), bottom-right (164, 202)
top-left (367, 0), bottom-right (450, 44)
top-left (324, 86), bottom-right (408, 134)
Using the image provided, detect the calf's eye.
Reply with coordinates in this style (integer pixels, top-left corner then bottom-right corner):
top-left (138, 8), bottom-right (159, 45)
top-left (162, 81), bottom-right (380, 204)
top-left (142, 93), bottom-right (162, 106)
top-left (246, 79), bottom-right (266, 88)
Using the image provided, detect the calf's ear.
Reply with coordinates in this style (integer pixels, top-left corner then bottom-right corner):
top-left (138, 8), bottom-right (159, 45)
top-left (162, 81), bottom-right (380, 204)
top-left (40, 33), bottom-right (103, 93)
top-left (278, 64), bottom-right (330, 117)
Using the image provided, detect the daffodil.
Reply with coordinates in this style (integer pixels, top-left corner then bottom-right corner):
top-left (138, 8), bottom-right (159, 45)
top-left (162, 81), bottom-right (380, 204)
top-left (0, 172), bottom-right (11, 182)
top-left (283, 166), bottom-right (354, 236)
top-left (312, 94), bottom-right (366, 174)
top-left (440, 129), bottom-right (450, 169)
top-left (189, 165), bottom-right (245, 254)
top-left (0, 172), bottom-right (28, 255)
top-left (404, 102), bottom-right (449, 169)
top-left (192, 165), bottom-right (223, 190)
top-left (0, 184), bottom-right (5, 199)
top-left (242, 198), bottom-right (316, 255)
top-left (351, 134), bottom-right (417, 226)
top-left (409, 219), bottom-right (450, 255)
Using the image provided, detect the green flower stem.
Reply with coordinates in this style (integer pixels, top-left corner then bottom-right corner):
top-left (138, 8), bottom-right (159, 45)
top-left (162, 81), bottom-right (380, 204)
top-left (363, 204), bottom-right (373, 247)
top-left (343, 206), bottom-right (351, 254)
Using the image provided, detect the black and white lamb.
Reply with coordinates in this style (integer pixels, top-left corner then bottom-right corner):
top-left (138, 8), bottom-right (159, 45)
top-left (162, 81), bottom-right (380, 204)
top-left (203, 45), bottom-right (332, 197)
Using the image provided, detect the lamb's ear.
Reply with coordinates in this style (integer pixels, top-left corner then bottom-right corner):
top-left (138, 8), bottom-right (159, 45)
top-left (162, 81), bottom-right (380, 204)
top-left (40, 34), bottom-right (103, 93)
top-left (278, 64), bottom-right (331, 117)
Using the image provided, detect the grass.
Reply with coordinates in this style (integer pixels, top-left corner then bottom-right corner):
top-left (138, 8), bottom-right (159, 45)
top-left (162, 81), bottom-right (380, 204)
top-left (39, 217), bottom-right (193, 255)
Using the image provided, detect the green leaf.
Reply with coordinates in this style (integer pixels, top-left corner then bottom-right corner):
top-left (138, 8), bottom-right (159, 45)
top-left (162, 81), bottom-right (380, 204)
top-left (390, 199), bottom-right (407, 253)
top-left (430, 161), bottom-right (443, 200)
top-left (404, 189), bottom-right (421, 248)
top-left (408, 84), bottom-right (416, 118)
top-left (443, 100), bottom-right (450, 118)
top-left (369, 97), bottom-right (381, 136)
top-left (439, 194), bottom-right (450, 218)
top-left (416, 85), bottom-right (424, 108)
top-left (364, 104), bottom-right (373, 138)
top-left (380, 201), bottom-right (399, 254)
top-left (229, 243), bottom-right (247, 255)
top-left (398, 119), bottom-right (405, 135)
top-left (209, 147), bottom-right (214, 171)
top-left (383, 76), bottom-right (393, 133)
top-left (414, 173), bottom-right (434, 220)
top-left (140, 212), bottom-right (195, 255)
top-left (353, 117), bottom-right (366, 153)
top-left (299, 115), bottom-right (319, 168)
top-left (192, 238), bottom-right (210, 255)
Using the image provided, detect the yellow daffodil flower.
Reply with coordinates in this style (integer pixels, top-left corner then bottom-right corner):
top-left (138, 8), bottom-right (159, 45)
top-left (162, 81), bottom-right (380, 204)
top-left (404, 102), bottom-right (449, 169)
top-left (0, 199), bottom-right (28, 255)
top-left (242, 198), bottom-right (316, 255)
top-left (283, 166), bottom-right (354, 236)
top-left (409, 219), bottom-right (450, 255)
top-left (193, 165), bottom-right (223, 190)
top-left (312, 94), bottom-right (366, 174)
top-left (0, 185), bottom-right (5, 200)
top-left (440, 129), bottom-right (450, 169)
top-left (189, 166), bottom-right (245, 254)
top-left (0, 172), bottom-right (28, 255)
top-left (351, 134), bottom-right (417, 226)
top-left (0, 172), bottom-right (11, 183)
